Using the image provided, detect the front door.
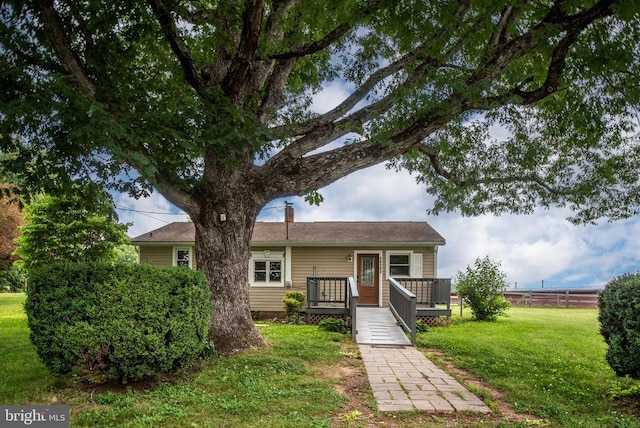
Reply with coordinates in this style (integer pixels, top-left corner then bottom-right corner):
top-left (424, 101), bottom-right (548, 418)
top-left (357, 254), bottom-right (379, 305)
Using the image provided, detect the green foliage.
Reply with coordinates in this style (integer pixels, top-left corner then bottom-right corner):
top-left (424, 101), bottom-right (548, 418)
top-left (3, 0), bottom-right (640, 355)
top-left (0, 294), bottom-right (349, 426)
top-left (455, 256), bottom-right (510, 321)
top-left (415, 319), bottom-right (429, 333)
top-left (282, 291), bottom-right (305, 324)
top-left (598, 273), bottom-right (640, 379)
top-left (318, 317), bottom-right (349, 334)
top-left (25, 262), bottom-right (211, 382)
top-left (113, 244), bottom-right (138, 265)
top-left (0, 265), bottom-right (25, 292)
top-left (14, 187), bottom-right (130, 271)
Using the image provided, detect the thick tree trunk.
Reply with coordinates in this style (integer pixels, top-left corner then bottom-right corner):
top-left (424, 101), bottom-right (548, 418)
top-left (192, 194), bottom-right (269, 356)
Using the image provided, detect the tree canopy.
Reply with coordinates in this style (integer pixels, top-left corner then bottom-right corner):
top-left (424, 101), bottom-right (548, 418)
top-left (2, 0), bottom-right (639, 353)
top-left (2, 1), bottom-right (639, 222)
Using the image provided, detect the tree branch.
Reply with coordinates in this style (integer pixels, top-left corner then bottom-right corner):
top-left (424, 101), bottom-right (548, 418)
top-left (147, 0), bottom-right (208, 98)
top-left (258, 58), bottom-right (295, 121)
top-left (272, 47), bottom-right (426, 140)
top-left (269, 0), bottom-right (383, 60)
top-left (270, 23), bottom-right (351, 60)
top-left (222, 0), bottom-right (266, 100)
top-left (489, 5), bottom-right (516, 49)
top-left (36, 0), bottom-right (95, 99)
top-left (415, 144), bottom-right (570, 197)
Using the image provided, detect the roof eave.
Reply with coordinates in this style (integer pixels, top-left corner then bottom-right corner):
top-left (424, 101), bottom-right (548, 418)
top-left (250, 241), bottom-right (446, 247)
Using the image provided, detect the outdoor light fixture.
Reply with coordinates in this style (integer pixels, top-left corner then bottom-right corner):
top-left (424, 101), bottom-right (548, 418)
top-left (347, 255), bottom-right (353, 262)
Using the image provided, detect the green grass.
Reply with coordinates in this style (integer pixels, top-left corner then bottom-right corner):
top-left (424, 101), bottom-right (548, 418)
top-left (418, 307), bottom-right (640, 427)
top-left (1, 293), bottom-right (351, 427)
top-left (3, 294), bottom-right (640, 427)
top-left (0, 293), bottom-right (62, 403)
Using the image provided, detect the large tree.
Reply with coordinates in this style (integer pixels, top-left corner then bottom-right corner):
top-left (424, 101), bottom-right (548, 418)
top-left (1, 1), bottom-right (639, 354)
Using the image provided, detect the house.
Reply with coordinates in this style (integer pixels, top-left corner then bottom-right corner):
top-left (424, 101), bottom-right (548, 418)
top-left (131, 207), bottom-right (447, 315)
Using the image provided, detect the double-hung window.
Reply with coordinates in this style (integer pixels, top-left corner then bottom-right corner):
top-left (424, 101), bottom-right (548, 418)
top-left (387, 251), bottom-right (423, 278)
top-left (389, 253), bottom-right (411, 277)
top-left (250, 251), bottom-right (284, 286)
top-left (173, 247), bottom-right (193, 268)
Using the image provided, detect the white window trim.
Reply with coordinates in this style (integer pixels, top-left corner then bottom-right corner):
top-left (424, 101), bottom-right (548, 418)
top-left (386, 250), bottom-right (414, 278)
top-left (172, 246), bottom-right (194, 269)
top-left (250, 251), bottom-right (285, 287)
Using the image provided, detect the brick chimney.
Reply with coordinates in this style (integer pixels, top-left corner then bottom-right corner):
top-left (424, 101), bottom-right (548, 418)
top-left (285, 202), bottom-right (294, 223)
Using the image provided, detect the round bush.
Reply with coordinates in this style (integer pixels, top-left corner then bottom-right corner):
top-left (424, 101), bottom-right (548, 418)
top-left (25, 262), bottom-right (211, 382)
top-left (598, 273), bottom-right (640, 379)
top-left (455, 256), bottom-right (510, 321)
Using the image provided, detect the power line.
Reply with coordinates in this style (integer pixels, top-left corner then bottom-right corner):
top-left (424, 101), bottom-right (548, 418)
top-left (115, 206), bottom-right (186, 215)
top-left (135, 211), bottom-right (172, 224)
top-left (116, 205), bottom-right (188, 225)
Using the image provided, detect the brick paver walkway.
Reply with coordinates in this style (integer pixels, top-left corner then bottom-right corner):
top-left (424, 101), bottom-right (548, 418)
top-left (359, 344), bottom-right (490, 413)
top-left (355, 308), bottom-right (490, 413)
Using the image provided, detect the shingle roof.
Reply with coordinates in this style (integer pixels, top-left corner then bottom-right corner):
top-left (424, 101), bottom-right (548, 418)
top-left (131, 221), bottom-right (445, 246)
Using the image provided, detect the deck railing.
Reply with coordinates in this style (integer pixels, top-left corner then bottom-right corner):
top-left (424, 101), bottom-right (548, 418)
top-left (396, 278), bottom-right (452, 310)
top-left (307, 277), bottom-right (349, 308)
top-left (389, 277), bottom-right (417, 345)
top-left (348, 277), bottom-right (358, 342)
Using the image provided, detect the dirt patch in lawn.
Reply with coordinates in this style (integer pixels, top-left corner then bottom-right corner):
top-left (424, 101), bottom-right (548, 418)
top-left (328, 344), bottom-right (544, 427)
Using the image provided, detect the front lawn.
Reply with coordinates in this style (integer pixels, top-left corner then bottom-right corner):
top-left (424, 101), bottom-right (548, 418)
top-left (0, 293), bottom-right (353, 427)
top-left (418, 307), bottom-right (640, 427)
top-left (2, 293), bottom-right (639, 427)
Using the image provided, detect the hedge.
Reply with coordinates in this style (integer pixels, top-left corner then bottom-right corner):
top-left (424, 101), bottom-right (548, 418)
top-left (598, 273), bottom-right (640, 379)
top-left (25, 262), bottom-right (211, 382)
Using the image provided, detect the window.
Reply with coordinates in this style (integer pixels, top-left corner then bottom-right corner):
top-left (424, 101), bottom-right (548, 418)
top-left (389, 253), bottom-right (411, 277)
top-left (250, 251), bottom-right (284, 286)
top-left (173, 247), bottom-right (193, 268)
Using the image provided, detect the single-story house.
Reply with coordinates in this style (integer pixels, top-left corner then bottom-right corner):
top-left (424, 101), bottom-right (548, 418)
top-left (131, 207), bottom-right (446, 313)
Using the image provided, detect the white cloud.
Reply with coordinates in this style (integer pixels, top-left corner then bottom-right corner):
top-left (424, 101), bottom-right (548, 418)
top-left (310, 82), bottom-right (352, 113)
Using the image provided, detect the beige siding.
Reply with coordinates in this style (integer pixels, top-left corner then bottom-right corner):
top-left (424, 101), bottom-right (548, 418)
top-left (380, 247), bottom-right (436, 307)
top-left (140, 244), bottom-right (438, 311)
top-left (138, 246), bottom-right (197, 268)
top-left (248, 288), bottom-right (292, 312)
top-left (139, 246), bottom-right (172, 267)
top-left (291, 247), bottom-right (355, 287)
top-left (247, 246), bottom-right (287, 311)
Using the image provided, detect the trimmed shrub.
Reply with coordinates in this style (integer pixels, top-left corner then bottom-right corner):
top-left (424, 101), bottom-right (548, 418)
top-left (25, 262), bottom-right (211, 382)
top-left (282, 291), bottom-right (305, 324)
top-left (455, 256), bottom-right (510, 321)
top-left (598, 273), bottom-right (640, 379)
top-left (318, 317), bottom-right (349, 334)
top-left (0, 265), bottom-right (25, 292)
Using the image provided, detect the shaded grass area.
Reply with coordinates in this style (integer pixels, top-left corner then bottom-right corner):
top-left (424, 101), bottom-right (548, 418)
top-left (1, 293), bottom-right (350, 427)
top-left (418, 307), bottom-right (640, 427)
top-left (0, 293), bottom-right (63, 403)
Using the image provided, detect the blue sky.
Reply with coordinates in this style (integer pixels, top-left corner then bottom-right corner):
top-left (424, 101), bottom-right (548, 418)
top-left (114, 77), bottom-right (640, 291)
